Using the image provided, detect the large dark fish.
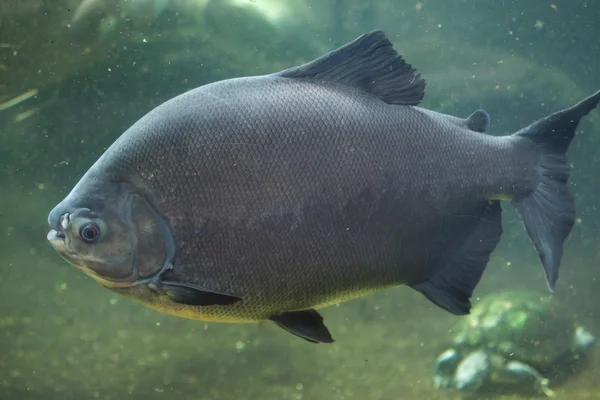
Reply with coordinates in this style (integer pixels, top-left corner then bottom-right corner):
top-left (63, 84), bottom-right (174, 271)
top-left (47, 30), bottom-right (600, 343)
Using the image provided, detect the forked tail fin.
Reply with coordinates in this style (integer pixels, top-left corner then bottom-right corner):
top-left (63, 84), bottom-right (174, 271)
top-left (513, 90), bottom-right (600, 290)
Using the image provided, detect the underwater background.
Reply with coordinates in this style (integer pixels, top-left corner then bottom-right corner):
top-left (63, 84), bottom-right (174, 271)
top-left (1, 0), bottom-right (599, 399)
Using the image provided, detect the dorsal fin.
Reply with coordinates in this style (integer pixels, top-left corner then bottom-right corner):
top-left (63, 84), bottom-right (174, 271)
top-left (276, 30), bottom-right (426, 106)
top-left (466, 109), bottom-right (491, 133)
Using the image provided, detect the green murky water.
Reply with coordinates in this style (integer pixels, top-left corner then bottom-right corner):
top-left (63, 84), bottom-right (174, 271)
top-left (1, 1), bottom-right (599, 399)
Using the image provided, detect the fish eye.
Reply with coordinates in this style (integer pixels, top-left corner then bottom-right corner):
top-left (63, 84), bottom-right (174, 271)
top-left (80, 223), bottom-right (100, 242)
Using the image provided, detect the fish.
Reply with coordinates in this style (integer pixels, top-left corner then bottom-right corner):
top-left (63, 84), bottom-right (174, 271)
top-left (47, 30), bottom-right (600, 344)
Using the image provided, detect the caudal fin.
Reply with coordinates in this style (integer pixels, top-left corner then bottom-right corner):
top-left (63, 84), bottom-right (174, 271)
top-left (514, 90), bottom-right (600, 290)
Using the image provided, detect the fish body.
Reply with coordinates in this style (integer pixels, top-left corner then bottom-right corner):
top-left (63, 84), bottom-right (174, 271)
top-left (99, 78), bottom-right (524, 320)
top-left (47, 31), bottom-right (600, 343)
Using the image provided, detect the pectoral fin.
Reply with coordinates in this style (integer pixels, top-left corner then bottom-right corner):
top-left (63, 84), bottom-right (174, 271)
top-left (269, 309), bottom-right (334, 343)
top-left (152, 280), bottom-right (242, 306)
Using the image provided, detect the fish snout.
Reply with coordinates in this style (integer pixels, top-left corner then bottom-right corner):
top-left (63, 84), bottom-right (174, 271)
top-left (47, 205), bottom-right (71, 239)
top-left (47, 208), bottom-right (67, 250)
top-left (48, 205), bottom-right (63, 229)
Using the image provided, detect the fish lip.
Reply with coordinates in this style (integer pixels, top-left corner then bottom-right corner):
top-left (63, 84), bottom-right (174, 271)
top-left (47, 229), bottom-right (65, 242)
top-left (48, 211), bottom-right (69, 242)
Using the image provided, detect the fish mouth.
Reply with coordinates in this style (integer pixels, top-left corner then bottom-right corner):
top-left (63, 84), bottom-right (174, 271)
top-left (47, 229), bottom-right (65, 244)
top-left (46, 229), bottom-right (75, 266)
top-left (47, 211), bottom-right (69, 248)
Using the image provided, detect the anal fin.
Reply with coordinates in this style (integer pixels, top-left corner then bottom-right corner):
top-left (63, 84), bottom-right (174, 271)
top-left (269, 309), bottom-right (334, 344)
top-left (411, 201), bottom-right (503, 315)
top-left (151, 280), bottom-right (242, 306)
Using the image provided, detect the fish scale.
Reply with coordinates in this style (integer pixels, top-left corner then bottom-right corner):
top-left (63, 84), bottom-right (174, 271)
top-left (47, 30), bottom-right (600, 343)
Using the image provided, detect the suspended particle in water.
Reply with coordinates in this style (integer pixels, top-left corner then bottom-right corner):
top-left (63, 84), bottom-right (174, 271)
top-left (534, 20), bottom-right (544, 30)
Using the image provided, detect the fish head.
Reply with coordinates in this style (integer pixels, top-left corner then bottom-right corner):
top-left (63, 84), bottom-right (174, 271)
top-left (47, 175), bottom-right (174, 288)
